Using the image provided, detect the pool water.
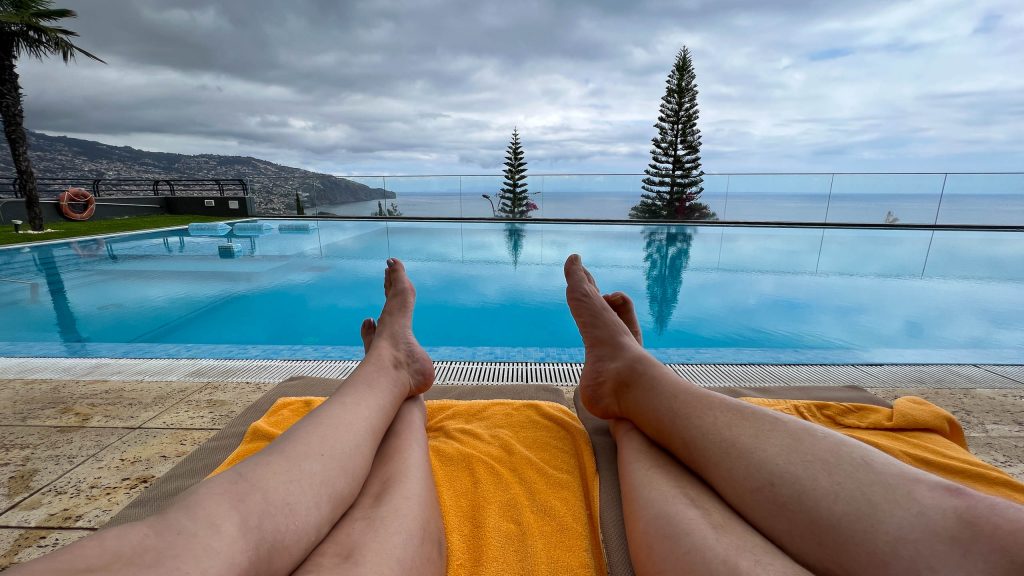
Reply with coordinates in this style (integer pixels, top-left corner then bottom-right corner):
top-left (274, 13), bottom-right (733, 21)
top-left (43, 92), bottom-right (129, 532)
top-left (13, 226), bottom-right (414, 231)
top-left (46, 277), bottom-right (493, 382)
top-left (1, 219), bottom-right (1022, 363)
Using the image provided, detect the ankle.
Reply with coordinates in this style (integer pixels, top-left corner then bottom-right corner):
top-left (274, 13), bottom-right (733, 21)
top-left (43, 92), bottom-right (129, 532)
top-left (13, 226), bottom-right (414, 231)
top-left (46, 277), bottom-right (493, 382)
top-left (362, 345), bottom-right (416, 383)
top-left (611, 349), bottom-right (672, 416)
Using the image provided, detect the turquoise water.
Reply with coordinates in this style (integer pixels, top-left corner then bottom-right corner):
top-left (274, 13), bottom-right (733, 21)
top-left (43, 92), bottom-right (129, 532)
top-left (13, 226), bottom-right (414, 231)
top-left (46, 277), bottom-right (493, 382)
top-left (1, 219), bottom-right (1022, 363)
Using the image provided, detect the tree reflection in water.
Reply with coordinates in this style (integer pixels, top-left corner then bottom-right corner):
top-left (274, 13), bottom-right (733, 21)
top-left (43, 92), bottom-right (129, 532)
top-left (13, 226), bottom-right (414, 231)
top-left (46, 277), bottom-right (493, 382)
top-left (33, 245), bottom-right (84, 344)
top-left (504, 222), bottom-right (527, 268)
top-left (642, 225), bottom-right (695, 335)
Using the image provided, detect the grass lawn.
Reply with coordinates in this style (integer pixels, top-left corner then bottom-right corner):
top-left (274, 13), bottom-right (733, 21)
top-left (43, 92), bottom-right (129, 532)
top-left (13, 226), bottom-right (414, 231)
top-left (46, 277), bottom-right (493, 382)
top-left (0, 214), bottom-right (231, 246)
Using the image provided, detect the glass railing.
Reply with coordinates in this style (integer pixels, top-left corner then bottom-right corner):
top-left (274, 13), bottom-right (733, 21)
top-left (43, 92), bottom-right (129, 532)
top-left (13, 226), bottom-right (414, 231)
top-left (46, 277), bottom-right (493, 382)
top-left (245, 173), bottom-right (1024, 226)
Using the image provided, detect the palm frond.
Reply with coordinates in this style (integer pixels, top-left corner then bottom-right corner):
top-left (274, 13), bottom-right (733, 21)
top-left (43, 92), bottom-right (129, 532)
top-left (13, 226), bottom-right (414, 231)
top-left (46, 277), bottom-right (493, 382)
top-left (0, 1), bottom-right (104, 63)
top-left (25, 8), bottom-right (75, 22)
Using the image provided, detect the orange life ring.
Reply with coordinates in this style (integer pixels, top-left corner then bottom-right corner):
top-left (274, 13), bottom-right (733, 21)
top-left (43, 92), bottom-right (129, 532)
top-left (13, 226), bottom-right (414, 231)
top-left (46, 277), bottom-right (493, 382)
top-left (58, 187), bottom-right (96, 221)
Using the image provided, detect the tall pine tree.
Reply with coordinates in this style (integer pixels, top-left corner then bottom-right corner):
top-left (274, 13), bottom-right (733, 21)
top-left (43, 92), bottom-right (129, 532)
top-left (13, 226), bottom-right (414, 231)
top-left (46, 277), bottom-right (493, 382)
top-left (497, 128), bottom-right (531, 218)
top-left (630, 47), bottom-right (714, 220)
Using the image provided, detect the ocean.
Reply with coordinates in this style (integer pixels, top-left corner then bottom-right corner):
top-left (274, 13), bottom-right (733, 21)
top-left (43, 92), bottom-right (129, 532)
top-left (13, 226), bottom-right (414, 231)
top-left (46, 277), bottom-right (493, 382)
top-left (313, 191), bottom-right (1024, 226)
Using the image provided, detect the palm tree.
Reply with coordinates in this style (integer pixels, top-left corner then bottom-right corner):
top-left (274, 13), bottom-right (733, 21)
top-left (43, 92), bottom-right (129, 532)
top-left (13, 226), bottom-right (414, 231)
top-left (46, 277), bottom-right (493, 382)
top-left (1, 1), bottom-right (103, 231)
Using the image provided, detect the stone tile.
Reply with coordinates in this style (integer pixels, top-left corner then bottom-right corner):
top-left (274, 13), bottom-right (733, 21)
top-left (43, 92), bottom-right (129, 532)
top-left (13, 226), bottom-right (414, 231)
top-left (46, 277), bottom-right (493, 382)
top-left (0, 379), bottom-right (204, 427)
top-left (0, 528), bottom-right (91, 570)
top-left (562, 386), bottom-right (576, 414)
top-left (867, 388), bottom-right (1024, 436)
top-left (967, 436), bottom-right (1024, 482)
top-left (0, 428), bottom-right (214, 528)
top-left (0, 426), bottom-right (127, 513)
top-left (144, 381), bottom-right (276, 429)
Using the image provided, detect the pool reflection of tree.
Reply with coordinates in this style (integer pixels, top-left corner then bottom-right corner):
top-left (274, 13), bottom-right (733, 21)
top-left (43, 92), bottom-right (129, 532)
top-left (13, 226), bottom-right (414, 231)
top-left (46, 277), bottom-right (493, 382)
top-left (642, 225), bottom-right (695, 335)
top-left (504, 223), bottom-right (526, 268)
top-left (33, 245), bottom-right (84, 344)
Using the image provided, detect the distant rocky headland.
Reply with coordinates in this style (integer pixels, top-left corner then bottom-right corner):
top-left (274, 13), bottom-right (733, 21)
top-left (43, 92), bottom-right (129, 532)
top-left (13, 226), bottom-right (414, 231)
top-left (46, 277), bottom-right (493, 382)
top-left (0, 131), bottom-right (393, 215)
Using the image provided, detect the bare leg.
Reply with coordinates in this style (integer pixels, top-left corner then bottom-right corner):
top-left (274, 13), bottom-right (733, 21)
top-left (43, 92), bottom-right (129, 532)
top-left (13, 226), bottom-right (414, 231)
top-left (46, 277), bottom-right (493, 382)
top-left (10, 258), bottom-right (435, 576)
top-left (293, 325), bottom-right (444, 576)
top-left (565, 254), bottom-right (1024, 576)
top-left (614, 419), bottom-right (810, 576)
top-left (603, 292), bottom-right (808, 575)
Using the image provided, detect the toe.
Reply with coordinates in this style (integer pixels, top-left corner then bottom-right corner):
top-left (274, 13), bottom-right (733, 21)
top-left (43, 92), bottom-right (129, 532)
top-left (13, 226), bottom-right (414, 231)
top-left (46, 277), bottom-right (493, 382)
top-left (360, 318), bottom-right (377, 352)
top-left (604, 292), bottom-right (643, 345)
top-left (565, 256), bottom-right (635, 347)
top-left (564, 254), bottom-right (599, 290)
top-left (387, 257), bottom-right (405, 273)
top-left (563, 254), bottom-right (591, 289)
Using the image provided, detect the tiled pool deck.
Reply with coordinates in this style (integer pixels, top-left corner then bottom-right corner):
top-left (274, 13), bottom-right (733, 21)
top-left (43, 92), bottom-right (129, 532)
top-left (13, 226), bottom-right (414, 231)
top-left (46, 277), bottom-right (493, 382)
top-left (1, 361), bottom-right (1023, 569)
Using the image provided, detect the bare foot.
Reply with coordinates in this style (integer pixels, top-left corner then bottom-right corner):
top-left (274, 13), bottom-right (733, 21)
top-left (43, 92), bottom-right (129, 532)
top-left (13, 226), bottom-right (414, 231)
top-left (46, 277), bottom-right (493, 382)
top-left (363, 258), bottom-right (435, 397)
top-left (564, 254), bottom-right (649, 419)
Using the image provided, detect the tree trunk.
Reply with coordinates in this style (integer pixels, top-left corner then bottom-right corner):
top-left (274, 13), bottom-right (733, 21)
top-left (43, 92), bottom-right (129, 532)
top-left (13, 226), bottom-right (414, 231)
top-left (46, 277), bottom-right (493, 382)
top-left (0, 45), bottom-right (44, 231)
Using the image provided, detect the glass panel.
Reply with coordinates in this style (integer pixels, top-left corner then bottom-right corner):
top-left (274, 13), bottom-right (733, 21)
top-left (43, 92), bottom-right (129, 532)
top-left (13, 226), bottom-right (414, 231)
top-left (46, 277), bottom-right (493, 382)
top-left (722, 174), bottom-right (832, 222)
top-left (317, 219), bottom-right (389, 260)
top-left (699, 175), bottom-right (729, 220)
top-left (246, 177), bottom-right (298, 217)
top-left (717, 226), bottom-right (822, 273)
top-left (937, 174), bottom-right (1024, 226)
top-left (460, 176), bottom-right (506, 218)
top-left (535, 223), bottom-right (647, 266)
top-left (539, 175), bottom-right (642, 219)
top-left (684, 225), bottom-right (725, 269)
top-left (316, 177), bottom-right (387, 217)
top-left (827, 174), bottom-right (943, 224)
top-left (379, 176), bottom-right (461, 218)
top-left (459, 222), bottom-right (545, 266)
top-left (816, 228), bottom-right (932, 276)
top-left (384, 221), bottom-right (463, 261)
top-left (924, 230), bottom-right (1024, 281)
top-left (236, 219), bottom-right (323, 257)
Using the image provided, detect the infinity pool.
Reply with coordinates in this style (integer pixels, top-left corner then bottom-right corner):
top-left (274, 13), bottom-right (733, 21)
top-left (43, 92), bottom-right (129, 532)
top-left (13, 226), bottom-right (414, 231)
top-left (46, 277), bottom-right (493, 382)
top-left (1, 219), bottom-right (1022, 363)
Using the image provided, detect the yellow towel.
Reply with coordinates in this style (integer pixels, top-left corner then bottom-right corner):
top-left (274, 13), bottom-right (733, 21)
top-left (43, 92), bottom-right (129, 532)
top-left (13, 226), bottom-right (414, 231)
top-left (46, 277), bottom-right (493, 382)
top-left (209, 396), bottom-right (326, 476)
top-left (742, 396), bottom-right (1024, 505)
top-left (210, 397), bottom-right (606, 576)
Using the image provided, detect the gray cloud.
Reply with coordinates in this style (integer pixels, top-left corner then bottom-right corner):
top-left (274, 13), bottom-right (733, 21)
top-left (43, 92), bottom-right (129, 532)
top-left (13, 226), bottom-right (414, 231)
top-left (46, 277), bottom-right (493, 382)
top-left (14, 0), bottom-right (1024, 175)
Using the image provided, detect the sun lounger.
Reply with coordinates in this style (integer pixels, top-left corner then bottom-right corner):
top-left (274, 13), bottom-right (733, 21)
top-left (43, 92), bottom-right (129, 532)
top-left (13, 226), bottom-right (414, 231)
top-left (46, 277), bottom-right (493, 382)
top-left (106, 377), bottom-right (1021, 576)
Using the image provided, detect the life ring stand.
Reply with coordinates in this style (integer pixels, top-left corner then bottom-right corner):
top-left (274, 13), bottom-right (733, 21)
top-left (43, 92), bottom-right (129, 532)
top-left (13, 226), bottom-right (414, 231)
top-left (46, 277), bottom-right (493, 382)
top-left (58, 187), bottom-right (96, 221)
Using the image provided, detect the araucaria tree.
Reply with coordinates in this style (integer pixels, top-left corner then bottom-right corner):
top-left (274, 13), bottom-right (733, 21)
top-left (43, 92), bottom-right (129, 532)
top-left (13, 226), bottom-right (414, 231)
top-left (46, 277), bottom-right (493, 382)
top-left (630, 47), bottom-right (713, 220)
top-left (0, 1), bottom-right (103, 231)
top-left (497, 128), bottom-right (533, 218)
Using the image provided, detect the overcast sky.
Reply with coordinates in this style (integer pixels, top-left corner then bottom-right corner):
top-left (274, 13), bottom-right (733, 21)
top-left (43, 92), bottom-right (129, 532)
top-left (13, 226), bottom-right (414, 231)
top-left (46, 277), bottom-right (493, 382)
top-left (16, 0), bottom-right (1024, 175)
